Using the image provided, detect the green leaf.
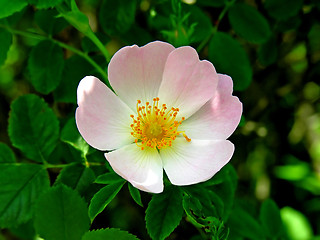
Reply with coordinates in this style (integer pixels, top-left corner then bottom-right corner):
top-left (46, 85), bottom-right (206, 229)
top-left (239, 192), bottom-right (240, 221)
top-left (95, 172), bottom-right (124, 184)
top-left (228, 3), bottom-right (271, 43)
top-left (61, 117), bottom-right (89, 156)
top-left (35, 9), bottom-right (68, 35)
top-left (0, 29), bottom-right (12, 66)
top-left (209, 32), bottom-right (252, 91)
top-left (228, 205), bottom-right (266, 240)
top-left (196, 0), bottom-right (226, 7)
top-left (28, 40), bottom-right (64, 94)
top-left (259, 199), bottom-right (283, 238)
top-left (146, 186), bottom-right (183, 240)
top-left (264, 0), bottom-right (303, 20)
top-left (0, 164), bottom-right (50, 228)
top-left (82, 228), bottom-right (139, 240)
top-left (8, 94), bottom-right (59, 162)
top-left (55, 163), bottom-right (95, 195)
top-left (0, 0), bottom-right (27, 19)
top-left (128, 183), bottom-right (143, 207)
top-left (258, 36), bottom-right (278, 66)
top-left (34, 185), bottom-right (90, 240)
top-left (0, 143), bottom-right (16, 163)
top-left (28, 0), bottom-right (63, 9)
top-left (89, 181), bottom-right (126, 221)
top-left (99, 0), bottom-right (137, 35)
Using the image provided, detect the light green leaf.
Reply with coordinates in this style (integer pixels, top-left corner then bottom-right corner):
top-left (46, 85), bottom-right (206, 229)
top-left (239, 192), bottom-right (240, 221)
top-left (61, 117), bottom-right (89, 156)
top-left (89, 181), bottom-right (126, 221)
top-left (0, 0), bottom-right (27, 19)
top-left (128, 183), bottom-right (143, 207)
top-left (95, 172), bottom-right (124, 184)
top-left (82, 228), bottom-right (139, 240)
top-left (8, 94), bottom-right (59, 162)
top-left (228, 3), bottom-right (271, 43)
top-left (264, 0), bottom-right (303, 20)
top-left (28, 40), bottom-right (64, 94)
top-left (55, 163), bottom-right (95, 195)
top-left (146, 186), bottom-right (183, 240)
top-left (0, 29), bottom-right (12, 66)
top-left (34, 185), bottom-right (90, 240)
top-left (209, 32), bottom-right (252, 91)
top-left (0, 143), bottom-right (16, 163)
top-left (259, 199), bottom-right (284, 238)
top-left (0, 164), bottom-right (50, 228)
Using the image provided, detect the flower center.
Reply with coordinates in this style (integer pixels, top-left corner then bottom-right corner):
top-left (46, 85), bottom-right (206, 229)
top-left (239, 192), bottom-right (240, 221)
top-left (130, 97), bottom-right (191, 150)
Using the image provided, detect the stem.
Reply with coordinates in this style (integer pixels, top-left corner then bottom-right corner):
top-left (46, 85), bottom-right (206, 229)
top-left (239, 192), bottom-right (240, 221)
top-left (0, 24), bottom-right (109, 86)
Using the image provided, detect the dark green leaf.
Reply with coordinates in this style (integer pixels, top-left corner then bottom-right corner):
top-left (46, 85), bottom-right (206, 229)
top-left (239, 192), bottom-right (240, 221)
top-left (28, 40), bottom-right (64, 94)
top-left (8, 94), bottom-right (59, 162)
top-left (146, 186), bottom-right (183, 240)
top-left (228, 3), bottom-right (271, 43)
top-left (28, 0), bottom-right (63, 9)
top-left (9, 220), bottom-right (36, 240)
top-left (61, 117), bottom-right (89, 156)
top-left (34, 185), bottom-right (90, 240)
top-left (81, 32), bottom-right (110, 53)
top-left (259, 199), bottom-right (283, 238)
top-left (0, 0), bottom-right (27, 19)
top-left (35, 9), bottom-right (68, 35)
top-left (89, 181), bottom-right (126, 221)
top-left (264, 0), bottom-right (303, 20)
top-left (82, 228), bottom-right (139, 240)
top-left (209, 32), bottom-right (252, 91)
top-left (99, 0), bottom-right (137, 35)
top-left (55, 163), bottom-right (95, 195)
top-left (258, 36), bottom-right (278, 66)
top-left (0, 142), bottom-right (16, 163)
top-left (0, 29), bottom-right (12, 66)
top-left (0, 164), bottom-right (50, 228)
top-left (197, 0), bottom-right (226, 7)
top-left (128, 183), bottom-right (143, 207)
top-left (228, 205), bottom-right (266, 240)
top-left (95, 172), bottom-right (124, 184)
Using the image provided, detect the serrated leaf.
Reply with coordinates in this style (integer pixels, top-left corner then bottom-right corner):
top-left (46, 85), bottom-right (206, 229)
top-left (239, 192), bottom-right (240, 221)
top-left (55, 163), bottom-right (95, 195)
top-left (8, 94), bottom-right (59, 162)
top-left (0, 143), bottom-right (16, 163)
top-left (0, 29), bottom-right (12, 66)
top-left (95, 172), bottom-right (124, 184)
top-left (128, 183), bottom-right (143, 207)
top-left (82, 228), bottom-right (139, 240)
top-left (28, 0), bottom-right (63, 9)
top-left (228, 3), bottom-right (271, 43)
top-left (259, 199), bottom-right (283, 238)
top-left (0, 0), bottom-right (27, 19)
top-left (146, 186), bottom-right (183, 240)
top-left (264, 0), bottom-right (303, 20)
top-left (209, 32), bottom-right (252, 91)
top-left (0, 164), bottom-right (50, 228)
top-left (35, 9), bottom-right (68, 35)
top-left (99, 0), bottom-right (137, 35)
top-left (34, 185), bottom-right (90, 240)
top-left (61, 117), bottom-right (89, 156)
top-left (28, 40), bottom-right (64, 94)
top-left (89, 181), bottom-right (125, 221)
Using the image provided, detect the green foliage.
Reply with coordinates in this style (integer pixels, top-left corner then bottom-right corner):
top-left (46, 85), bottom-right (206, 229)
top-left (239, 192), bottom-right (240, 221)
top-left (0, 29), bottom-right (12, 66)
top-left (0, 0), bottom-right (27, 19)
top-left (28, 0), bottom-right (64, 9)
top-left (94, 172), bottom-right (124, 184)
top-left (264, 0), bottom-right (304, 20)
top-left (34, 185), bottom-right (90, 240)
top-left (89, 180), bottom-right (126, 221)
top-left (146, 185), bottom-right (183, 240)
top-left (82, 228), bottom-right (139, 240)
top-left (28, 40), bottom-right (64, 94)
top-left (228, 3), bottom-right (271, 43)
top-left (8, 94), bottom-right (59, 162)
top-left (128, 183), bottom-right (143, 207)
top-left (209, 32), bottom-right (252, 91)
top-left (0, 164), bottom-right (50, 228)
top-left (0, 143), bottom-right (16, 163)
top-left (35, 9), bottom-right (68, 35)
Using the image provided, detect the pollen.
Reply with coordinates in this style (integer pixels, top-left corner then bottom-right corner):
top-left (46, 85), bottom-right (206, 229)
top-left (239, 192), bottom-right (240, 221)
top-left (130, 97), bottom-right (191, 150)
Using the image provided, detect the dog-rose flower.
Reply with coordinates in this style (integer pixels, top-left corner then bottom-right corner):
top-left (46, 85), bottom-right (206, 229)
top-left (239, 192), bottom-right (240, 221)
top-left (76, 41), bottom-right (242, 193)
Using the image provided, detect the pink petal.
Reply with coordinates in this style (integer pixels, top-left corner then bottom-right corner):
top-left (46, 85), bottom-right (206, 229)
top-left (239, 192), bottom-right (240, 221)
top-left (161, 138), bottom-right (234, 186)
top-left (108, 41), bottom-right (175, 111)
top-left (76, 76), bottom-right (134, 151)
top-left (180, 74), bottom-right (242, 140)
top-left (158, 46), bottom-right (218, 118)
top-left (105, 144), bottom-right (163, 193)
